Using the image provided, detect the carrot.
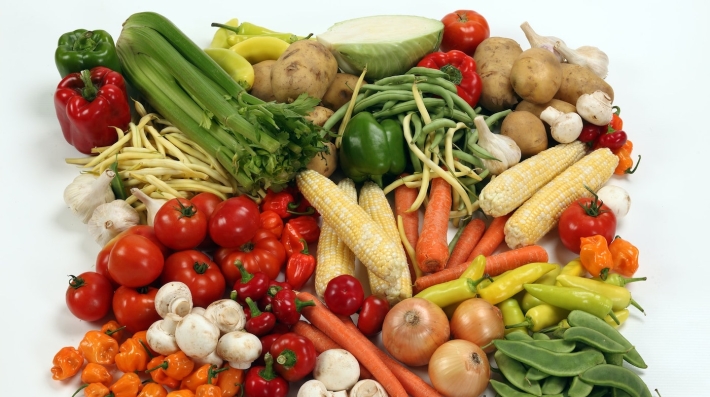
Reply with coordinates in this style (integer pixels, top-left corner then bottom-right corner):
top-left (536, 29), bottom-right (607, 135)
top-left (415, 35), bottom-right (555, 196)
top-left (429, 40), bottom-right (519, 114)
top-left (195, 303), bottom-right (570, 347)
top-left (291, 320), bottom-right (373, 379)
top-left (415, 178), bottom-right (452, 273)
top-left (338, 317), bottom-right (443, 397)
top-left (465, 214), bottom-right (511, 260)
top-left (445, 218), bottom-right (486, 268)
top-left (296, 291), bottom-right (408, 397)
top-left (484, 244), bottom-right (549, 276)
top-left (413, 245), bottom-right (549, 293)
top-left (394, 175), bottom-right (420, 283)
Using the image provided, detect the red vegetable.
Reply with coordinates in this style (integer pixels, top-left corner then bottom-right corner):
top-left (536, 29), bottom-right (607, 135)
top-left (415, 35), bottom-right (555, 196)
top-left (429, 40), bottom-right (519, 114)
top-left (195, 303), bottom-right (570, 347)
top-left (108, 234), bottom-right (164, 288)
top-left (559, 192), bottom-right (617, 254)
top-left (357, 294), bottom-right (390, 337)
top-left (285, 241), bottom-right (316, 290)
top-left (66, 272), bottom-right (114, 322)
top-left (417, 50), bottom-right (482, 107)
top-left (440, 10), bottom-right (490, 55)
top-left (233, 262), bottom-right (270, 303)
top-left (271, 289), bottom-right (315, 326)
top-left (208, 196), bottom-right (261, 248)
top-left (323, 275), bottom-right (364, 316)
top-left (244, 354), bottom-right (289, 397)
top-left (112, 285), bottom-right (161, 333)
top-left (217, 229), bottom-right (286, 283)
top-left (260, 210), bottom-right (284, 238)
top-left (160, 250), bottom-right (226, 308)
top-left (280, 223), bottom-right (306, 258)
top-left (286, 215), bottom-right (320, 244)
top-left (244, 297), bottom-right (276, 336)
top-left (270, 333), bottom-right (317, 382)
top-left (154, 197), bottom-right (208, 251)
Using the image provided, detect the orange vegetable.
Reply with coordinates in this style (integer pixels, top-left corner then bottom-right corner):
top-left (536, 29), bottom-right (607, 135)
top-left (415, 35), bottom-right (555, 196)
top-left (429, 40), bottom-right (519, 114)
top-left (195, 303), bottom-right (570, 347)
top-left (109, 372), bottom-right (142, 397)
top-left (580, 235), bottom-right (615, 277)
top-left (51, 346), bottom-right (84, 381)
top-left (79, 330), bottom-right (119, 365)
top-left (81, 362), bottom-right (113, 387)
top-left (131, 330), bottom-right (157, 357)
top-left (83, 383), bottom-right (110, 397)
top-left (115, 337), bottom-right (150, 373)
top-left (148, 351), bottom-right (195, 382)
top-left (415, 178), bottom-right (452, 273)
top-left (467, 214), bottom-right (511, 259)
top-left (446, 218), bottom-right (486, 269)
top-left (394, 175), bottom-right (420, 281)
top-left (138, 383), bottom-right (168, 397)
top-left (146, 355), bottom-right (180, 389)
top-left (612, 140), bottom-right (640, 175)
top-left (195, 384), bottom-right (222, 397)
top-left (214, 364), bottom-right (244, 397)
top-left (166, 390), bottom-right (195, 397)
top-left (101, 320), bottom-right (126, 343)
top-left (609, 236), bottom-right (640, 277)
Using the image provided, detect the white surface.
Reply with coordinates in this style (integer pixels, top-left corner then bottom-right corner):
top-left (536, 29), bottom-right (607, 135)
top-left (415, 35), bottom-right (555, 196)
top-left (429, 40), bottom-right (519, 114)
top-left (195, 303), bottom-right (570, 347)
top-left (1, 1), bottom-right (708, 395)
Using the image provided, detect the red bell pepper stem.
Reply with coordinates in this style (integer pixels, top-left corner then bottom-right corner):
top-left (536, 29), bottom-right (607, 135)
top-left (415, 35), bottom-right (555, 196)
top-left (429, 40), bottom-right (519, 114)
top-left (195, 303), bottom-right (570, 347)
top-left (275, 349), bottom-right (298, 368)
top-left (245, 297), bottom-right (276, 336)
top-left (79, 70), bottom-right (98, 101)
top-left (233, 261), bottom-right (269, 302)
top-left (271, 289), bottom-right (315, 325)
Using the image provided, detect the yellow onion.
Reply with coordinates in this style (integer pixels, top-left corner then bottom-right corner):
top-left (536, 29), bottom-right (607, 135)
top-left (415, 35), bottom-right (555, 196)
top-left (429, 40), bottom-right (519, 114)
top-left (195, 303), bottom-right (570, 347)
top-left (450, 298), bottom-right (505, 353)
top-left (428, 339), bottom-right (490, 397)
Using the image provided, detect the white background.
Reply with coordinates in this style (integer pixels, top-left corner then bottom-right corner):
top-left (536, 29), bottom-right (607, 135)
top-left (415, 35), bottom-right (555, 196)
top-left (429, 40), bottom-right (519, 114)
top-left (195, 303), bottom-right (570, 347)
top-left (1, 0), bottom-right (708, 395)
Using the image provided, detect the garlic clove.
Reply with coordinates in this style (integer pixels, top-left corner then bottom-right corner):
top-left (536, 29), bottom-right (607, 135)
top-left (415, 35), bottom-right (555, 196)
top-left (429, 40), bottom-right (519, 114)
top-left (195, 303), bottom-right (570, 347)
top-left (520, 21), bottom-right (565, 62)
top-left (474, 116), bottom-right (522, 175)
top-left (130, 188), bottom-right (167, 226)
top-left (554, 41), bottom-right (609, 79)
top-left (63, 169), bottom-right (116, 223)
top-left (87, 199), bottom-right (140, 246)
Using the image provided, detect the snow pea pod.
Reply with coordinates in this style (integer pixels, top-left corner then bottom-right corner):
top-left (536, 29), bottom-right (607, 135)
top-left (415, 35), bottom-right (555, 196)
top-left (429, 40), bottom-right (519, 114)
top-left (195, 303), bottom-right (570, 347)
top-left (525, 366), bottom-right (550, 381)
top-left (568, 376), bottom-right (594, 397)
top-left (528, 339), bottom-right (576, 353)
top-left (523, 284), bottom-right (618, 323)
top-left (505, 331), bottom-right (533, 341)
top-left (494, 350), bottom-right (542, 396)
top-left (532, 332), bottom-right (550, 340)
top-left (579, 364), bottom-right (653, 397)
top-left (562, 327), bottom-right (630, 354)
top-left (493, 339), bottom-right (605, 377)
top-left (489, 379), bottom-right (562, 397)
top-left (541, 375), bottom-right (568, 395)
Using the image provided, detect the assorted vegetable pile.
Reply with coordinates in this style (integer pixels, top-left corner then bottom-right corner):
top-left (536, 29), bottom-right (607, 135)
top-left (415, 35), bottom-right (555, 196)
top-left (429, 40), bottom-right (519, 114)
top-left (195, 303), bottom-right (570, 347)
top-left (50, 7), bottom-right (652, 397)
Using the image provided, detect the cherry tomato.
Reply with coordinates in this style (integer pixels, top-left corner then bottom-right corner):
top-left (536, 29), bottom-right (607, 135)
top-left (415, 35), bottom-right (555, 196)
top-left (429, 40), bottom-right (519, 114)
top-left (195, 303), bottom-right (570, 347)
top-left (191, 192), bottom-right (223, 250)
top-left (323, 275), bottom-right (364, 316)
top-left (578, 123), bottom-right (605, 144)
top-left (270, 333), bottom-right (317, 382)
top-left (209, 196), bottom-right (261, 248)
top-left (558, 197), bottom-right (617, 254)
top-left (154, 197), bottom-right (208, 251)
top-left (160, 250), bottom-right (226, 308)
top-left (108, 234), bottom-right (165, 288)
top-left (66, 272), bottom-right (114, 322)
top-left (215, 229), bottom-right (287, 284)
top-left (595, 130), bottom-right (628, 151)
top-left (357, 294), bottom-right (391, 337)
top-left (112, 285), bottom-right (162, 333)
top-left (440, 10), bottom-right (490, 55)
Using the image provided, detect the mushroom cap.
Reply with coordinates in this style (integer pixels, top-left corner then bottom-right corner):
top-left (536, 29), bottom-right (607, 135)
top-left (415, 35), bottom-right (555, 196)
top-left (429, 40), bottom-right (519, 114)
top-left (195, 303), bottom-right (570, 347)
top-left (155, 281), bottom-right (193, 318)
top-left (175, 313), bottom-right (220, 358)
top-left (216, 331), bottom-right (262, 367)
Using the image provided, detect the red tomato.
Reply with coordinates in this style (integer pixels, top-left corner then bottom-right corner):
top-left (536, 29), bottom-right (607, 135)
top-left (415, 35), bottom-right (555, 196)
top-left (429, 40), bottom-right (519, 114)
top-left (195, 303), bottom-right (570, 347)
top-left (191, 192), bottom-right (224, 250)
top-left (440, 10), bottom-right (490, 55)
top-left (65, 272), bottom-right (114, 322)
top-left (559, 197), bottom-right (617, 254)
top-left (270, 333), bottom-right (317, 382)
top-left (97, 226), bottom-right (171, 288)
top-left (357, 294), bottom-right (391, 337)
top-left (209, 196), bottom-right (261, 248)
top-left (323, 275), bottom-right (364, 316)
top-left (112, 285), bottom-right (162, 333)
top-left (216, 229), bottom-right (286, 284)
top-left (154, 197), bottom-right (208, 251)
top-left (161, 250), bottom-right (226, 308)
top-left (108, 234), bottom-right (165, 288)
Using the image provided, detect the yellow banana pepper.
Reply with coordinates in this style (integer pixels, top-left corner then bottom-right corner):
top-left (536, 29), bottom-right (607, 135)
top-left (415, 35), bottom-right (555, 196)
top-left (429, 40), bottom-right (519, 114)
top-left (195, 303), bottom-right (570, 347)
top-left (229, 36), bottom-right (290, 64)
top-left (209, 18), bottom-right (239, 49)
top-left (203, 48), bottom-right (255, 90)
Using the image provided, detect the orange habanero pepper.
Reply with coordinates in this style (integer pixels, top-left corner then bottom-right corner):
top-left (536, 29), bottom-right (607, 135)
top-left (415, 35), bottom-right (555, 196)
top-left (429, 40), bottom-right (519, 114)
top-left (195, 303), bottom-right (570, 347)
top-left (146, 356), bottom-right (180, 389)
top-left (195, 384), bottom-right (222, 397)
top-left (151, 351), bottom-right (195, 381)
top-left (79, 330), bottom-right (120, 365)
top-left (51, 346), bottom-right (84, 381)
top-left (612, 140), bottom-right (640, 175)
top-left (131, 330), bottom-right (158, 357)
top-left (215, 364), bottom-right (244, 397)
top-left (115, 337), bottom-right (150, 373)
top-left (101, 320), bottom-right (127, 343)
top-left (180, 364), bottom-right (213, 392)
top-left (81, 362), bottom-right (113, 387)
top-left (166, 390), bottom-right (195, 397)
top-left (82, 383), bottom-right (111, 397)
top-left (579, 235), bottom-right (615, 277)
top-left (109, 372), bottom-right (142, 397)
top-left (137, 382), bottom-right (168, 397)
top-left (608, 236), bottom-right (640, 277)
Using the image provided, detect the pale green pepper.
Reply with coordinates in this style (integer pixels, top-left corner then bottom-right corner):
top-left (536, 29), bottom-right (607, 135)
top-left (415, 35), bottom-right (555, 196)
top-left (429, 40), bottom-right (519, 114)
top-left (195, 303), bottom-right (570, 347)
top-left (209, 18), bottom-right (240, 49)
top-left (478, 262), bottom-right (557, 305)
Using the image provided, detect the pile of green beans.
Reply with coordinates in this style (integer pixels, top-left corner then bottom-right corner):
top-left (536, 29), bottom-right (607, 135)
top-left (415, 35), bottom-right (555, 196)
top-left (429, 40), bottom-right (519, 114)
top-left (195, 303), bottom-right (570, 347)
top-left (490, 310), bottom-right (653, 397)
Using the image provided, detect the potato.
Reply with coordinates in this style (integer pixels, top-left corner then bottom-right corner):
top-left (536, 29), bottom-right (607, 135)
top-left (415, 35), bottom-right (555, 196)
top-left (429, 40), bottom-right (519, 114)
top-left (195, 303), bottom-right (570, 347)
top-left (509, 48), bottom-right (563, 105)
top-left (306, 141), bottom-right (338, 178)
top-left (305, 106), bottom-right (335, 127)
top-left (322, 73), bottom-right (360, 111)
top-left (472, 37), bottom-right (523, 112)
top-left (271, 40), bottom-right (339, 103)
top-left (554, 63), bottom-right (615, 105)
top-left (500, 111), bottom-right (548, 157)
top-left (515, 99), bottom-right (576, 119)
top-left (249, 60), bottom-right (277, 102)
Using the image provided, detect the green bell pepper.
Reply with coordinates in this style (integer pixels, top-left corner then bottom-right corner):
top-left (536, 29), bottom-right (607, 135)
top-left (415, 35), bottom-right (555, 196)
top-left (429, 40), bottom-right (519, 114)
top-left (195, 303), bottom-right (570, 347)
top-left (55, 29), bottom-right (122, 77)
top-left (339, 112), bottom-right (407, 186)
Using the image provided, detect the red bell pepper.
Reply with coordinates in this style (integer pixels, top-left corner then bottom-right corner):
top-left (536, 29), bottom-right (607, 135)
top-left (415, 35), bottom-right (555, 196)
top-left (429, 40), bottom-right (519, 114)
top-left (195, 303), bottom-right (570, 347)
top-left (285, 241), bottom-right (316, 290)
top-left (417, 50), bottom-right (483, 107)
top-left (281, 223), bottom-right (307, 257)
top-left (258, 280), bottom-right (292, 312)
top-left (260, 210), bottom-right (284, 238)
top-left (286, 216), bottom-right (321, 244)
top-left (244, 353), bottom-right (289, 397)
top-left (244, 297), bottom-right (276, 336)
top-left (232, 262), bottom-right (270, 303)
top-left (271, 289), bottom-right (315, 326)
top-left (262, 189), bottom-right (315, 219)
top-left (269, 333), bottom-right (317, 382)
top-left (54, 67), bottom-right (131, 154)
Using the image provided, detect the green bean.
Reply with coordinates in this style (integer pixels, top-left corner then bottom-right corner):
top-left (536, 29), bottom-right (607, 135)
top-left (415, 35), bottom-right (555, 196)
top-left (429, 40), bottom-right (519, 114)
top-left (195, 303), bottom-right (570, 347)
top-left (579, 364), bottom-right (652, 397)
top-left (373, 74), bottom-right (418, 86)
top-left (467, 141), bottom-right (500, 160)
top-left (322, 92), bottom-right (368, 131)
top-left (452, 149), bottom-right (483, 168)
top-left (406, 66), bottom-right (450, 79)
top-left (541, 376), bottom-right (567, 395)
top-left (494, 350), bottom-right (543, 396)
top-left (526, 367), bottom-right (550, 381)
top-left (371, 98), bottom-right (446, 118)
top-left (568, 376), bottom-right (594, 397)
top-left (421, 118), bottom-right (458, 135)
top-left (407, 113), bottom-right (423, 173)
top-left (567, 310), bottom-right (647, 369)
top-left (562, 327), bottom-right (629, 354)
top-left (381, 99), bottom-right (398, 111)
top-left (439, 106), bottom-right (474, 123)
top-left (429, 129), bottom-right (446, 148)
top-left (505, 331), bottom-right (533, 341)
top-left (353, 91), bottom-right (413, 113)
top-left (489, 379), bottom-right (546, 397)
top-left (533, 332), bottom-right (551, 340)
top-left (424, 76), bottom-right (459, 94)
top-left (494, 340), bottom-right (605, 377)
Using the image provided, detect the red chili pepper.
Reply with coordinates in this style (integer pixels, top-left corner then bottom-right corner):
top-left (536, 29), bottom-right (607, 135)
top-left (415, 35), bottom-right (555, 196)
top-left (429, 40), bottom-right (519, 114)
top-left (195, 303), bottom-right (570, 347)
top-left (578, 122), bottom-right (605, 144)
top-left (286, 216), bottom-right (321, 244)
top-left (258, 280), bottom-right (292, 311)
top-left (285, 241), bottom-right (316, 290)
top-left (416, 50), bottom-right (483, 107)
top-left (54, 66), bottom-right (131, 155)
top-left (595, 129), bottom-right (628, 151)
top-left (244, 353), bottom-right (289, 397)
top-left (233, 261), bottom-right (270, 303)
top-left (254, 332), bottom-right (285, 367)
top-left (261, 190), bottom-right (298, 219)
top-left (271, 289), bottom-right (315, 326)
top-left (269, 333), bottom-right (317, 382)
top-left (245, 297), bottom-right (277, 336)
top-left (281, 224), bottom-right (307, 257)
top-left (260, 210), bottom-right (284, 238)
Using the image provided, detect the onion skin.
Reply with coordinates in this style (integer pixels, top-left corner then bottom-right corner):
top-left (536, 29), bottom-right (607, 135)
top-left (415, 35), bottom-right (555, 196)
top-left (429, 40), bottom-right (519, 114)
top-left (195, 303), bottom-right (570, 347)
top-left (381, 297), bottom-right (450, 367)
top-left (428, 339), bottom-right (490, 397)
top-left (450, 298), bottom-right (505, 353)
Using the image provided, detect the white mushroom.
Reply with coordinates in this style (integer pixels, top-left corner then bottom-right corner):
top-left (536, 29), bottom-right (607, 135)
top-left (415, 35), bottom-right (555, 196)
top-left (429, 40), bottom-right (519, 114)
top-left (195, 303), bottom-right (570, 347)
top-left (155, 282), bottom-right (193, 318)
top-left (146, 313), bottom-right (181, 355)
top-left (349, 380), bottom-right (388, 397)
top-left (313, 349), bottom-right (360, 392)
top-left (330, 391), bottom-right (347, 397)
top-left (539, 106), bottom-right (583, 143)
top-left (190, 349), bottom-right (224, 368)
top-left (216, 330), bottom-right (262, 369)
top-left (597, 185), bottom-right (631, 219)
top-left (175, 313), bottom-right (220, 359)
top-left (203, 299), bottom-right (246, 334)
top-left (297, 379), bottom-right (331, 397)
top-left (190, 306), bottom-right (206, 316)
top-left (576, 90), bottom-right (613, 126)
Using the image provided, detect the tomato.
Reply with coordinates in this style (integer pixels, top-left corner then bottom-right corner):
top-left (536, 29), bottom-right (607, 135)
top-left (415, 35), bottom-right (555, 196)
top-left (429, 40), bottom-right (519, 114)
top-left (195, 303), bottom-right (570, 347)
top-left (209, 196), bottom-right (261, 248)
top-left (216, 229), bottom-right (286, 284)
top-left (112, 285), bottom-right (162, 333)
top-left (108, 234), bottom-right (165, 288)
top-left (154, 197), bottom-right (208, 251)
top-left (270, 333), bottom-right (317, 382)
top-left (323, 275), bottom-right (364, 316)
top-left (161, 250), bottom-right (226, 308)
top-left (440, 10), bottom-right (490, 55)
top-left (97, 226), bottom-right (171, 288)
top-left (191, 192), bottom-right (223, 250)
top-left (65, 272), bottom-right (114, 322)
top-left (357, 294), bottom-right (390, 337)
top-left (558, 197), bottom-right (617, 254)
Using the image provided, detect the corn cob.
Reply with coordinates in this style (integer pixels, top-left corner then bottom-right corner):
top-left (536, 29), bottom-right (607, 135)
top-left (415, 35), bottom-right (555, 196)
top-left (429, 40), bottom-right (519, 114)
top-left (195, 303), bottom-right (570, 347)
top-left (296, 170), bottom-right (406, 284)
top-left (479, 141), bottom-right (588, 217)
top-left (505, 148), bottom-right (619, 249)
top-left (359, 181), bottom-right (413, 304)
top-left (315, 178), bottom-right (358, 299)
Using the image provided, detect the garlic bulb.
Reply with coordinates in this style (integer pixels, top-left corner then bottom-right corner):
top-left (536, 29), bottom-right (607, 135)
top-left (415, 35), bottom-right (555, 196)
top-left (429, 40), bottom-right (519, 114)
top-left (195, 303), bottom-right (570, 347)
top-left (520, 21), bottom-right (565, 62)
top-left (88, 200), bottom-right (140, 246)
top-left (554, 41), bottom-right (609, 78)
top-left (130, 188), bottom-right (167, 226)
top-left (63, 169), bottom-right (116, 223)
top-left (474, 116), bottom-right (521, 175)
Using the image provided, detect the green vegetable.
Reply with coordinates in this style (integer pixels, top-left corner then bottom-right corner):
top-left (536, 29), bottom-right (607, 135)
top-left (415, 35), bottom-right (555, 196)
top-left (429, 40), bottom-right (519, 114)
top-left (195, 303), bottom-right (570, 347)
top-left (493, 339), bottom-right (605, 377)
top-left (339, 112), bottom-right (406, 186)
top-left (567, 376), bottom-right (594, 397)
top-left (562, 326), bottom-right (629, 354)
top-left (579, 364), bottom-right (653, 397)
top-left (494, 350), bottom-right (542, 396)
top-left (115, 12), bottom-right (326, 197)
top-left (55, 29), bottom-right (122, 77)
top-left (317, 15), bottom-right (444, 80)
top-left (541, 376), bottom-right (568, 395)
